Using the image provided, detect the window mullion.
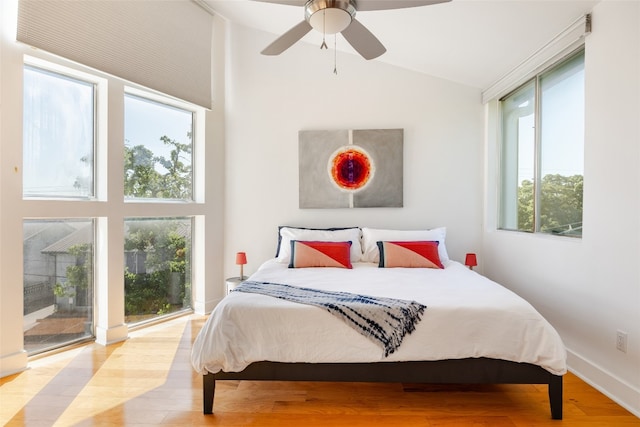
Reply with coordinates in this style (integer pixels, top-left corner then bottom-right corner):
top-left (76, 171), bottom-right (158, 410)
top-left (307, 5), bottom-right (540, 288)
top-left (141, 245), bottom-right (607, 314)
top-left (533, 76), bottom-right (542, 233)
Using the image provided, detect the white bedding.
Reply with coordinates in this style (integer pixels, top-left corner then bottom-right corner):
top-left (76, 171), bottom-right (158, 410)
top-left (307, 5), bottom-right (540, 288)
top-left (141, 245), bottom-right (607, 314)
top-left (191, 259), bottom-right (567, 376)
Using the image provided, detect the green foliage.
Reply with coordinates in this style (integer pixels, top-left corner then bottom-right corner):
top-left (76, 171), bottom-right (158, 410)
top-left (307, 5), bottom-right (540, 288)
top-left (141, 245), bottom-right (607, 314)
top-left (518, 179), bottom-right (535, 232)
top-left (518, 174), bottom-right (583, 236)
top-left (156, 136), bottom-right (192, 200)
top-left (124, 145), bottom-right (161, 198)
top-left (122, 133), bottom-right (192, 319)
top-left (53, 282), bottom-right (71, 298)
top-left (124, 270), bottom-right (170, 316)
top-left (539, 174), bottom-right (583, 235)
top-left (68, 244), bottom-right (91, 288)
top-left (124, 220), bottom-right (190, 317)
top-left (56, 243), bottom-right (91, 299)
top-left (124, 134), bottom-right (192, 200)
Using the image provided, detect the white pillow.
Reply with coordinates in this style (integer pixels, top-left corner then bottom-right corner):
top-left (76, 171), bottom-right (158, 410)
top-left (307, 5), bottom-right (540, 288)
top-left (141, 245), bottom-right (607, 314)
top-left (361, 227), bottom-right (449, 263)
top-left (277, 227), bottom-right (363, 264)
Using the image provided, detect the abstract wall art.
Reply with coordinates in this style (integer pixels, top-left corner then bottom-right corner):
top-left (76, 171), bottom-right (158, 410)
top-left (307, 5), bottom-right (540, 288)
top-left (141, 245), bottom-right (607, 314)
top-left (299, 129), bottom-right (403, 209)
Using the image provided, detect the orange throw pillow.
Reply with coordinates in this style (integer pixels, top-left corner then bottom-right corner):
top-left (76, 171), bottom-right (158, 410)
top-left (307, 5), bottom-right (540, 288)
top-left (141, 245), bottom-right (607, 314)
top-left (289, 241), bottom-right (353, 269)
top-left (377, 241), bottom-right (443, 269)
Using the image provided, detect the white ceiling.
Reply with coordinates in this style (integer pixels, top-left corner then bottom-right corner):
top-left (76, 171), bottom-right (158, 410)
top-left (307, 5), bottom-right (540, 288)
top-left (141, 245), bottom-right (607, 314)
top-left (203, 0), bottom-right (599, 90)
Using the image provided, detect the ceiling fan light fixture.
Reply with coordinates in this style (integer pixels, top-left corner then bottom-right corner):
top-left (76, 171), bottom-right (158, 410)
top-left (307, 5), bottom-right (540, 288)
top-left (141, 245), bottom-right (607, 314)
top-left (305, 0), bottom-right (355, 34)
top-left (261, 0), bottom-right (451, 60)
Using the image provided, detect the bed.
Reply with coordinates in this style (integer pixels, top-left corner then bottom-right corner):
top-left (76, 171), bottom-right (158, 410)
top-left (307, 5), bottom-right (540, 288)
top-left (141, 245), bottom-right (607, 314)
top-left (191, 226), bottom-right (567, 419)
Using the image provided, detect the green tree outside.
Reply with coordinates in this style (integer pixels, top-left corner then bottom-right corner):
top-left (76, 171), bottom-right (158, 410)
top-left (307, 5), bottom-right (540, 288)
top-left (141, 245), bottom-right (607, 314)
top-left (124, 219), bottom-right (190, 319)
top-left (54, 243), bottom-right (91, 304)
top-left (518, 174), bottom-right (583, 236)
top-left (124, 134), bottom-right (192, 200)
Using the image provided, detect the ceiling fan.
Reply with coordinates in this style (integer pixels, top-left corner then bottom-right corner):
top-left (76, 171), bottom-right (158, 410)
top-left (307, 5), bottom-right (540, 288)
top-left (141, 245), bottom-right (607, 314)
top-left (256, 0), bottom-right (451, 60)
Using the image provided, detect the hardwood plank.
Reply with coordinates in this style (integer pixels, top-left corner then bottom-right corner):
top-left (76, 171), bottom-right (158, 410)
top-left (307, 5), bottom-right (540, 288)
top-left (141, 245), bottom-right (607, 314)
top-left (0, 314), bottom-right (638, 427)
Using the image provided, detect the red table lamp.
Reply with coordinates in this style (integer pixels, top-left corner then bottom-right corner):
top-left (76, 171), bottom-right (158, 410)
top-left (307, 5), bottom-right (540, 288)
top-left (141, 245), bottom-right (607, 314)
top-left (465, 253), bottom-right (478, 270)
top-left (236, 252), bottom-right (247, 279)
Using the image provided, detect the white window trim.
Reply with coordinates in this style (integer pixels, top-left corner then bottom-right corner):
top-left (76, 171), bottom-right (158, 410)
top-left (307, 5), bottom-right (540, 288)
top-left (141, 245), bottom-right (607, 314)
top-left (124, 86), bottom-right (205, 205)
top-left (20, 55), bottom-right (207, 346)
top-left (495, 49), bottom-right (585, 237)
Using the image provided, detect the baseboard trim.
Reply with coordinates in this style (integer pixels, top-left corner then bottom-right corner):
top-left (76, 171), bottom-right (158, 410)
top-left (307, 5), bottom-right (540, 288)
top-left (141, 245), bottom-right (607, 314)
top-left (0, 350), bottom-right (28, 378)
top-left (567, 348), bottom-right (640, 418)
top-left (94, 323), bottom-right (129, 346)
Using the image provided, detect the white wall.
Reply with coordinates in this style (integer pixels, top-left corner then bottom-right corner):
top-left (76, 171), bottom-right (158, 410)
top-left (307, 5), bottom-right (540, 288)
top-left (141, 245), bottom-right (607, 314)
top-left (223, 23), bottom-right (484, 278)
top-left (483, 0), bottom-right (640, 416)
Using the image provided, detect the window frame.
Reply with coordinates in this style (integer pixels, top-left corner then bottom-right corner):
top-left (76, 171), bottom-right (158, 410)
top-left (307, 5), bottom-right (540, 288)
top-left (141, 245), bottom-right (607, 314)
top-left (498, 47), bottom-right (585, 238)
top-left (123, 89), bottom-right (196, 203)
top-left (19, 54), bottom-right (207, 353)
top-left (22, 218), bottom-right (96, 355)
top-left (22, 60), bottom-right (100, 201)
top-left (123, 216), bottom-right (194, 326)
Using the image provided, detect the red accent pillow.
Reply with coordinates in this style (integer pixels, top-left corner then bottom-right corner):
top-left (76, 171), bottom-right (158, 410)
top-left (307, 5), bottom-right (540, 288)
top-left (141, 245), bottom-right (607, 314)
top-left (289, 241), bottom-right (353, 269)
top-left (377, 241), bottom-right (443, 269)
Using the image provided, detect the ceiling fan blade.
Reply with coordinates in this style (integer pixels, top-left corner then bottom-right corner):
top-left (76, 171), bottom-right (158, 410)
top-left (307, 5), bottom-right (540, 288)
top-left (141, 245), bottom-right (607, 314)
top-left (356, 0), bottom-right (451, 12)
top-left (252, 0), bottom-right (307, 6)
top-left (341, 18), bottom-right (386, 60)
top-left (261, 20), bottom-right (313, 55)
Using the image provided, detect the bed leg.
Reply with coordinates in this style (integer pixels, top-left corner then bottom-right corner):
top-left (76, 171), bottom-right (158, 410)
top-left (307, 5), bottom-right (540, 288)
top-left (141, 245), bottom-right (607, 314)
top-left (548, 375), bottom-right (563, 420)
top-left (203, 374), bottom-right (216, 414)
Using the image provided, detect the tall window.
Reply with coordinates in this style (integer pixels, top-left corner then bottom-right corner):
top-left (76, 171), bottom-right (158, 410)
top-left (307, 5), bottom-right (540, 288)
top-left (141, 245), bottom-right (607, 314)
top-left (21, 58), bottom-right (202, 354)
top-left (123, 94), bottom-right (195, 324)
top-left (23, 65), bottom-right (95, 198)
top-left (499, 49), bottom-right (585, 237)
top-left (22, 65), bottom-right (97, 355)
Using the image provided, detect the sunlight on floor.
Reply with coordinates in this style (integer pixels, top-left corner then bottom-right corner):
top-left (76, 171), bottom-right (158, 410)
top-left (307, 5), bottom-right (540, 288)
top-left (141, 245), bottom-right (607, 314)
top-left (1, 315), bottom-right (195, 426)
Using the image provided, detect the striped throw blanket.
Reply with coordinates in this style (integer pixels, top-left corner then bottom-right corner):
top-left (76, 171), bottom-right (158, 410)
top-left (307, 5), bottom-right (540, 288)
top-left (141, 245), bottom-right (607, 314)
top-left (233, 281), bottom-right (427, 357)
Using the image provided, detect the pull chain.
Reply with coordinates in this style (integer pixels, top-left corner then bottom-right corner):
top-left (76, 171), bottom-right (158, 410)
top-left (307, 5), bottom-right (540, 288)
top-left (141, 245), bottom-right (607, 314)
top-left (333, 34), bottom-right (338, 75)
top-left (320, 10), bottom-right (328, 50)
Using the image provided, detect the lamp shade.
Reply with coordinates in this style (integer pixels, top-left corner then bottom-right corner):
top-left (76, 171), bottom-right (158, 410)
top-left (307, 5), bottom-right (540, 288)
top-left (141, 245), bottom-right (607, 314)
top-left (235, 252), bottom-right (247, 265)
top-left (465, 253), bottom-right (478, 268)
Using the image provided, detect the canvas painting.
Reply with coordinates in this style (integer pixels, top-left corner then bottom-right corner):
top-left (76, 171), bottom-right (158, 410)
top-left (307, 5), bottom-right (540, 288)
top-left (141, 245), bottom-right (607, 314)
top-left (299, 129), bottom-right (403, 208)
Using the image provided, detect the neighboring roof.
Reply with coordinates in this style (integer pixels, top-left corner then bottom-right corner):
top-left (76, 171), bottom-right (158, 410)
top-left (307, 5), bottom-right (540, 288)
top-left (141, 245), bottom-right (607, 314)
top-left (174, 220), bottom-right (191, 239)
top-left (23, 221), bottom-right (87, 242)
top-left (41, 224), bottom-right (93, 254)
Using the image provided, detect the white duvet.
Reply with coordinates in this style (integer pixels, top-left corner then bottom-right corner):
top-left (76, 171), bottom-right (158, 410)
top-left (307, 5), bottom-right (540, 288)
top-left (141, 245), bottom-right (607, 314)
top-left (191, 259), bottom-right (567, 376)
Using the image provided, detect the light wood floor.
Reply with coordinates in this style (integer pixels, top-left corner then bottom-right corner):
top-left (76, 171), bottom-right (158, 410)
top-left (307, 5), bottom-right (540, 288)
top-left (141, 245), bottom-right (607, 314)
top-left (1, 314), bottom-right (638, 427)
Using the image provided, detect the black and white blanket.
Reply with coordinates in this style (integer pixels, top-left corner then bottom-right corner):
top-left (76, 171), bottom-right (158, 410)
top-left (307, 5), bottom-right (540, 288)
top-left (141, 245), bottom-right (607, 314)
top-left (233, 280), bottom-right (427, 357)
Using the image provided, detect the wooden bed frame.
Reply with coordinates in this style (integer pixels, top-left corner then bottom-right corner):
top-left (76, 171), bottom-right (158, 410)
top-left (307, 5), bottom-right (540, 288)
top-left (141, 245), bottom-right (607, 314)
top-left (202, 357), bottom-right (563, 420)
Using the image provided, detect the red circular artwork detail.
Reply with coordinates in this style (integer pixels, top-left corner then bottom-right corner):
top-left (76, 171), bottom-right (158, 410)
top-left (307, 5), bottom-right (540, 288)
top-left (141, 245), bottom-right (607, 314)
top-left (330, 149), bottom-right (372, 190)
